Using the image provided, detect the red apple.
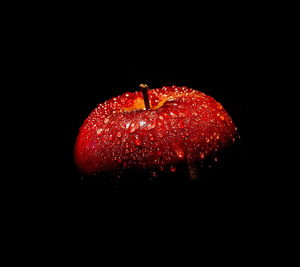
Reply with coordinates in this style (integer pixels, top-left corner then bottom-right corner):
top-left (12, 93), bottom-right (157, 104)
top-left (74, 85), bottom-right (237, 178)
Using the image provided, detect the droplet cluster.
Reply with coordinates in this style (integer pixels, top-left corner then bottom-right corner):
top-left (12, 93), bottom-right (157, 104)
top-left (74, 86), bottom-right (237, 175)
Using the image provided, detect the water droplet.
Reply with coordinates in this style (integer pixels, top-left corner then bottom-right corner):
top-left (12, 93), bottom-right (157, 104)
top-left (157, 132), bottom-right (165, 138)
top-left (128, 121), bottom-right (140, 133)
top-left (111, 102), bottom-right (117, 110)
top-left (149, 134), bottom-right (155, 141)
top-left (96, 128), bottom-right (104, 136)
top-left (169, 111), bottom-right (178, 118)
top-left (214, 157), bottom-right (218, 162)
top-left (139, 121), bottom-right (147, 127)
top-left (117, 131), bottom-right (122, 138)
top-left (170, 166), bottom-right (176, 172)
top-left (175, 147), bottom-right (185, 159)
top-left (178, 121), bottom-right (185, 129)
top-left (145, 122), bottom-right (156, 130)
top-left (200, 152), bottom-right (205, 159)
top-left (134, 135), bottom-right (142, 146)
top-left (217, 102), bottom-right (223, 110)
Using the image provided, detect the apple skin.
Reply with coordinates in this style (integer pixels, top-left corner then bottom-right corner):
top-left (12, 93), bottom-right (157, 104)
top-left (74, 86), bottom-right (237, 175)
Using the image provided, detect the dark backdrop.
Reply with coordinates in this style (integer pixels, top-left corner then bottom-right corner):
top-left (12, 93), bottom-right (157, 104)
top-left (8, 4), bottom-right (284, 256)
top-left (47, 49), bottom-right (258, 209)
top-left (33, 22), bottom-right (269, 218)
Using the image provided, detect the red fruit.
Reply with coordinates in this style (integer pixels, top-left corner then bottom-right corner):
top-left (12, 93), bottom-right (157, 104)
top-left (74, 85), bottom-right (237, 176)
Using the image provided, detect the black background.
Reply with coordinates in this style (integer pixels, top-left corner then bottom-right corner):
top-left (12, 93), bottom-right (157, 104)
top-left (4, 4), bottom-right (292, 260)
top-left (47, 41), bottom-right (261, 214)
top-left (23, 12), bottom-right (274, 223)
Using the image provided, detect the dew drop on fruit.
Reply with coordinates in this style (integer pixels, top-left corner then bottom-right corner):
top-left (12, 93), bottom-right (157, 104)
top-left (156, 150), bottom-right (162, 156)
top-left (149, 134), bottom-right (155, 141)
top-left (217, 102), bottom-right (223, 110)
top-left (134, 135), bottom-right (142, 146)
top-left (145, 122), bottom-right (156, 130)
top-left (128, 121), bottom-right (140, 133)
top-left (178, 121), bottom-right (185, 129)
top-left (96, 128), bottom-right (104, 136)
top-left (170, 166), bottom-right (176, 172)
top-left (175, 147), bottom-right (185, 159)
top-left (156, 132), bottom-right (165, 138)
top-left (169, 111), bottom-right (178, 118)
top-left (178, 112), bottom-right (186, 118)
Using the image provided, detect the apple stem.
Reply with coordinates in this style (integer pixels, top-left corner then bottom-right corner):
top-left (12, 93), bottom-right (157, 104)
top-left (140, 83), bottom-right (151, 110)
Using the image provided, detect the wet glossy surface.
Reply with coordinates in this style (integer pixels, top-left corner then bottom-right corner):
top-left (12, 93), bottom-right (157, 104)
top-left (74, 86), bottom-right (237, 175)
